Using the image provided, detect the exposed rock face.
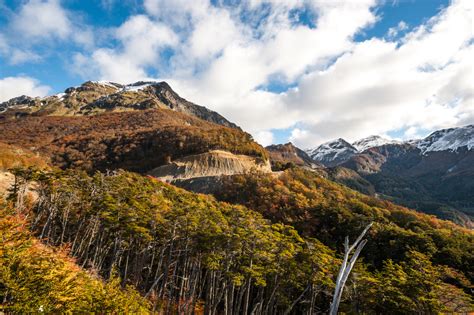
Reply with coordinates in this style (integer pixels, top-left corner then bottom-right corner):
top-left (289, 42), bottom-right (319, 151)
top-left (266, 142), bottom-right (322, 170)
top-left (0, 171), bottom-right (14, 198)
top-left (149, 150), bottom-right (271, 181)
top-left (0, 81), bottom-right (239, 129)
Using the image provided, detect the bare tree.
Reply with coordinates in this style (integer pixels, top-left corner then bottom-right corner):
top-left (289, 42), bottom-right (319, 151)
top-left (330, 222), bottom-right (373, 315)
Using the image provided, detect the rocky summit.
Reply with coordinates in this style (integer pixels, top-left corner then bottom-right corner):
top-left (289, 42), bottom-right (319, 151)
top-left (0, 80), bottom-right (238, 129)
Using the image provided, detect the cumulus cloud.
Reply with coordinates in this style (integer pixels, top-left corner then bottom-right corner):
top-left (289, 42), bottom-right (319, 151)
top-left (0, 0), bottom-right (94, 65)
top-left (73, 15), bottom-right (177, 82)
top-left (154, 0), bottom-right (379, 136)
top-left (11, 0), bottom-right (71, 40)
top-left (0, 76), bottom-right (50, 102)
top-left (387, 21), bottom-right (408, 38)
top-left (254, 130), bottom-right (275, 146)
top-left (22, 0), bottom-right (470, 149)
top-left (68, 0), bottom-right (474, 147)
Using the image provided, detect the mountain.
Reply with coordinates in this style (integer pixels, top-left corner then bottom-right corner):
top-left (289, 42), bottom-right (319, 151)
top-left (0, 80), bottom-right (238, 129)
top-left (266, 142), bottom-right (322, 170)
top-left (309, 126), bottom-right (474, 168)
top-left (330, 126), bottom-right (474, 227)
top-left (0, 81), bottom-right (267, 178)
top-left (352, 135), bottom-right (400, 152)
top-left (306, 138), bottom-right (358, 167)
top-left (413, 125), bottom-right (474, 154)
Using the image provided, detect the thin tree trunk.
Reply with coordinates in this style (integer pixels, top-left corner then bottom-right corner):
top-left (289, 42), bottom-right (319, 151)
top-left (330, 222), bottom-right (372, 315)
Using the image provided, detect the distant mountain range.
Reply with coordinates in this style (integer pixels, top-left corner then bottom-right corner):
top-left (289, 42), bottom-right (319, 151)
top-left (303, 126), bottom-right (474, 227)
top-left (306, 127), bottom-right (473, 166)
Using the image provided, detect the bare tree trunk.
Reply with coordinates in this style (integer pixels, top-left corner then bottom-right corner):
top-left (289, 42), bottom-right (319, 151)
top-left (284, 283), bottom-right (310, 315)
top-left (330, 222), bottom-right (372, 315)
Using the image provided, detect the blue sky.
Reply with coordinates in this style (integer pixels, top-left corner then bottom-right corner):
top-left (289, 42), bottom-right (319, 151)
top-left (0, 0), bottom-right (472, 147)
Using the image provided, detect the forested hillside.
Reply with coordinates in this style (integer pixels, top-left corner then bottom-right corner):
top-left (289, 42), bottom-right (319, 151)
top-left (0, 196), bottom-right (150, 313)
top-left (214, 168), bottom-right (474, 312)
top-left (0, 108), bottom-right (267, 172)
top-left (1, 167), bottom-right (472, 313)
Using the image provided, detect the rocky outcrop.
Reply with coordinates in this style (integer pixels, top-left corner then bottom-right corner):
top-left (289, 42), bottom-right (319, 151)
top-left (0, 171), bottom-right (14, 198)
top-left (266, 142), bottom-right (322, 170)
top-left (148, 150), bottom-right (271, 181)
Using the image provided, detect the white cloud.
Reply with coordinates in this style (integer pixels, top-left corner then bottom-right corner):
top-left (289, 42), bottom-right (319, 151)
top-left (73, 15), bottom-right (177, 82)
top-left (0, 0), bottom-right (95, 65)
top-left (12, 0), bottom-right (71, 40)
top-left (0, 34), bottom-right (41, 65)
top-left (157, 0), bottom-right (379, 135)
top-left (0, 76), bottom-right (50, 102)
top-left (254, 130), bottom-right (274, 146)
top-left (387, 20), bottom-right (408, 38)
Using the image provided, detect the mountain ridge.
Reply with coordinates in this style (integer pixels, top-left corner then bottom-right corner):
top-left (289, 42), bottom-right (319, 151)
top-left (0, 80), bottom-right (239, 129)
top-left (306, 125), bottom-right (473, 167)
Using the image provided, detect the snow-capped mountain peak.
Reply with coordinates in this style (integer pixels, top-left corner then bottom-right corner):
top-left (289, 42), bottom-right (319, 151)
top-left (414, 125), bottom-right (474, 154)
top-left (306, 138), bottom-right (358, 167)
top-left (352, 135), bottom-right (400, 152)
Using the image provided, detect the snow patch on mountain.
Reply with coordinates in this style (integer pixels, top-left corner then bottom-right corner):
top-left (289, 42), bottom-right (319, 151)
top-left (93, 81), bottom-right (122, 89)
top-left (93, 80), bottom-right (158, 92)
top-left (123, 81), bottom-right (159, 92)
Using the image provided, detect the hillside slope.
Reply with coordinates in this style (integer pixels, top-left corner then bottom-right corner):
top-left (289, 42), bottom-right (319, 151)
top-left (341, 142), bottom-right (474, 226)
top-left (0, 202), bottom-right (150, 313)
top-left (0, 108), bottom-right (267, 173)
top-left (7, 168), bottom-right (473, 313)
